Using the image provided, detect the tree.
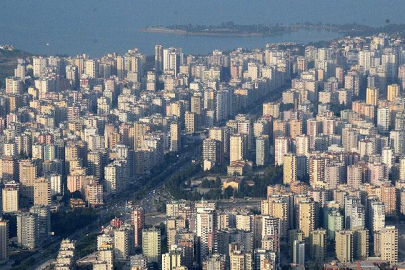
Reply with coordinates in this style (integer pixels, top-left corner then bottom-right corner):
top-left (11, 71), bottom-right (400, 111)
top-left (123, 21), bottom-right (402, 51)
top-left (223, 186), bottom-right (234, 199)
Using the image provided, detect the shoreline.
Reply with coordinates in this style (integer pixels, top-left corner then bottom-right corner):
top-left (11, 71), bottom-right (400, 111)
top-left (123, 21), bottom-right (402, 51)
top-left (140, 27), bottom-right (294, 37)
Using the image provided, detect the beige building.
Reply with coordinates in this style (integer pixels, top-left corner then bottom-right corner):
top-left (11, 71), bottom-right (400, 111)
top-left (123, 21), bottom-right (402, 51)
top-left (229, 249), bottom-right (253, 270)
top-left (375, 226), bottom-right (398, 264)
top-left (2, 181), bottom-right (19, 213)
top-left (298, 199), bottom-right (315, 238)
top-left (162, 247), bottom-right (184, 270)
top-left (335, 230), bottom-right (353, 263)
top-left (274, 137), bottom-right (290, 166)
top-left (170, 122), bottom-right (181, 152)
top-left (142, 228), bottom-right (161, 264)
top-left (366, 87), bottom-right (379, 106)
top-left (263, 102), bottom-right (279, 118)
top-left (283, 153), bottom-right (297, 185)
top-left (34, 178), bottom-right (51, 206)
top-left (309, 156), bottom-right (326, 188)
top-left (19, 160), bottom-right (38, 200)
top-left (268, 196), bottom-right (290, 238)
top-left (236, 214), bottom-right (252, 232)
top-left (230, 134), bottom-right (247, 164)
top-left (387, 84), bottom-right (400, 102)
top-left (114, 227), bottom-right (132, 261)
top-left (202, 253), bottom-right (226, 270)
top-left (289, 119), bottom-right (303, 138)
top-left (185, 111), bottom-right (197, 134)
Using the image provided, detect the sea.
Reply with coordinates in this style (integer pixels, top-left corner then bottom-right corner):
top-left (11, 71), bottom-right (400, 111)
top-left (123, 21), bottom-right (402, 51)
top-left (0, 0), bottom-right (404, 57)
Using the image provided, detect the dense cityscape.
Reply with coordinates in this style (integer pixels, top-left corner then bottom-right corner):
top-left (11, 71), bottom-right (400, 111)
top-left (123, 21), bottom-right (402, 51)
top-left (1, 32), bottom-right (405, 270)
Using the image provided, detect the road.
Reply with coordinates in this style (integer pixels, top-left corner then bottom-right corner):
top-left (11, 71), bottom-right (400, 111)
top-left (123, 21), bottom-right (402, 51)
top-left (29, 140), bottom-right (201, 269)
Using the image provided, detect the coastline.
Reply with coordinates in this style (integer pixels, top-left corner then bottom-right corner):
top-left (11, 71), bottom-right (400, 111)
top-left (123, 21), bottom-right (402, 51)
top-left (140, 27), bottom-right (292, 37)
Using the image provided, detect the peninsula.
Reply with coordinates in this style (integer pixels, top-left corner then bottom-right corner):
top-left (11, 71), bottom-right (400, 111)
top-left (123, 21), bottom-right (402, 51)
top-left (141, 22), bottom-right (405, 39)
top-left (141, 22), bottom-right (294, 37)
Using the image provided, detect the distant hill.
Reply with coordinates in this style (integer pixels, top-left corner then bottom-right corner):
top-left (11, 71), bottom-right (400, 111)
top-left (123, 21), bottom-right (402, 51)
top-left (0, 47), bottom-right (32, 88)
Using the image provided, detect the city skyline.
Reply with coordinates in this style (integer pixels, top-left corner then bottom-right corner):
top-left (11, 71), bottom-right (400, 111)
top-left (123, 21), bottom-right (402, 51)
top-left (2, 12), bottom-right (405, 270)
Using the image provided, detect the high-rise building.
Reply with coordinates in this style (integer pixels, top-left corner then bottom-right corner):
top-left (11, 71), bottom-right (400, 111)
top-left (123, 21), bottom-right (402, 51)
top-left (387, 84), bottom-right (400, 101)
top-left (399, 64), bottom-right (405, 89)
top-left (142, 227), bottom-right (161, 264)
top-left (49, 174), bottom-right (63, 196)
top-left (380, 182), bottom-right (397, 217)
top-left (293, 240), bottom-right (305, 266)
top-left (185, 111), bottom-right (197, 134)
top-left (375, 226), bottom-right (398, 264)
top-left (155, 45), bottom-right (163, 72)
top-left (209, 127), bottom-right (229, 156)
top-left (289, 119), bottom-right (303, 138)
top-left (298, 199), bottom-right (315, 238)
top-left (163, 47), bottom-right (182, 76)
top-left (114, 227), bottom-right (133, 261)
top-left (325, 163), bottom-right (343, 189)
top-left (196, 202), bottom-right (217, 259)
top-left (55, 239), bottom-right (76, 270)
top-left (368, 201), bottom-right (385, 233)
top-left (19, 159), bottom-right (37, 200)
top-left (230, 134), bottom-right (247, 163)
top-left (104, 160), bottom-right (127, 195)
top-left (263, 102), bottom-right (279, 118)
top-left (131, 207), bottom-right (144, 247)
top-left (309, 156), bottom-right (325, 188)
top-left (229, 249), bottom-right (253, 270)
top-left (5, 77), bottom-right (23, 94)
top-left (274, 137), bottom-right (290, 166)
top-left (34, 177), bottom-right (51, 206)
top-left (170, 122), bottom-right (181, 152)
top-left (33, 56), bottom-right (47, 77)
top-left (309, 229), bottom-right (326, 263)
top-left (288, 229), bottom-right (304, 259)
top-left (335, 230), bottom-right (353, 263)
top-left (347, 164), bottom-right (363, 189)
top-left (261, 216), bottom-right (280, 254)
top-left (353, 229), bottom-right (369, 260)
top-left (203, 139), bottom-right (223, 166)
top-left (382, 147), bottom-right (394, 170)
top-left (17, 212), bottom-right (39, 249)
top-left (85, 59), bottom-right (99, 78)
top-left (162, 246), bottom-right (184, 270)
top-left (130, 254), bottom-right (148, 270)
top-left (202, 253), bottom-right (226, 270)
top-left (255, 136), bottom-right (269, 166)
top-left (326, 209), bottom-right (344, 240)
top-left (345, 196), bottom-right (365, 230)
top-left (2, 181), bottom-right (19, 213)
top-left (294, 134), bottom-right (310, 156)
top-left (366, 87), bottom-right (379, 106)
top-left (88, 150), bottom-right (108, 181)
top-left (342, 126), bottom-right (359, 151)
top-left (0, 218), bottom-right (9, 261)
top-left (86, 182), bottom-right (104, 207)
top-left (273, 120), bottom-right (288, 140)
top-left (30, 205), bottom-right (50, 242)
top-left (283, 153), bottom-right (297, 185)
top-left (14, 59), bottom-right (26, 81)
top-left (377, 107), bottom-right (390, 134)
